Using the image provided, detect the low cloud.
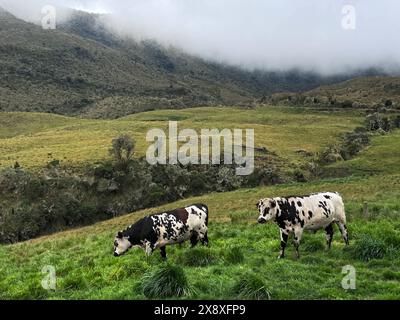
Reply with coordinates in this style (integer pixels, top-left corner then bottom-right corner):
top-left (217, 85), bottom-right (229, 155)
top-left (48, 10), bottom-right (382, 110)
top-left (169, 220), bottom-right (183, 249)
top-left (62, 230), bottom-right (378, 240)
top-left (1, 0), bottom-right (399, 75)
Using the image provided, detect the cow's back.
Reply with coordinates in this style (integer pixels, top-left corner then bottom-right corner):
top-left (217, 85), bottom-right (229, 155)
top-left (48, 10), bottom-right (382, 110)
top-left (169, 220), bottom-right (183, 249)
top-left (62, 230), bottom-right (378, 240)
top-left (305, 192), bottom-right (345, 227)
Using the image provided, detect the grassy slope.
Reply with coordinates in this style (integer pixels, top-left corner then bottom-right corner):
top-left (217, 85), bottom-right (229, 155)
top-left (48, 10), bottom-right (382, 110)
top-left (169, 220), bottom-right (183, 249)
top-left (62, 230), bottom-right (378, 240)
top-left (328, 130), bottom-right (400, 176)
top-left (0, 126), bottom-right (399, 299)
top-left (0, 106), bottom-right (363, 169)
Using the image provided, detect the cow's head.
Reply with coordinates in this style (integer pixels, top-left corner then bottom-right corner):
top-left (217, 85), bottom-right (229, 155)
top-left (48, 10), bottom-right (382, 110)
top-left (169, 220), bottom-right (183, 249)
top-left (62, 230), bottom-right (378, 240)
top-left (113, 231), bottom-right (133, 257)
top-left (257, 198), bottom-right (278, 224)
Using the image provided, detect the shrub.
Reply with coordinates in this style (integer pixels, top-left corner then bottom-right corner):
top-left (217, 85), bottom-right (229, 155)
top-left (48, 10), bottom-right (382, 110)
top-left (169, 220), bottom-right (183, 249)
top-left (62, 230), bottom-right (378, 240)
top-left (109, 135), bottom-right (135, 164)
top-left (293, 169), bottom-right (307, 182)
top-left (142, 263), bottom-right (192, 298)
top-left (351, 234), bottom-right (387, 261)
top-left (340, 132), bottom-right (370, 160)
top-left (176, 247), bottom-right (216, 267)
top-left (365, 113), bottom-right (391, 132)
top-left (318, 144), bottom-right (343, 164)
top-left (231, 273), bottom-right (271, 300)
top-left (246, 165), bottom-right (285, 186)
top-left (224, 246), bottom-right (245, 264)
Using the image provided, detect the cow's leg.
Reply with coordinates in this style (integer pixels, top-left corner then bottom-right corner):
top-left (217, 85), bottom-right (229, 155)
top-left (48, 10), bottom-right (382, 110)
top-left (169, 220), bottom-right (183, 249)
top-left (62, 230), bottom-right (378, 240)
top-left (325, 223), bottom-right (334, 249)
top-left (279, 229), bottom-right (288, 259)
top-left (336, 221), bottom-right (349, 245)
top-left (200, 232), bottom-right (209, 246)
top-left (144, 241), bottom-right (156, 256)
top-left (190, 233), bottom-right (199, 248)
top-left (293, 228), bottom-right (303, 259)
top-left (160, 246), bottom-right (167, 261)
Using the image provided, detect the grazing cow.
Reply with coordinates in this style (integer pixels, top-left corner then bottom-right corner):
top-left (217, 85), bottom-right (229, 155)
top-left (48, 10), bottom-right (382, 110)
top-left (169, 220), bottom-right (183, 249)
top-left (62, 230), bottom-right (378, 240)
top-left (113, 204), bottom-right (209, 259)
top-left (257, 192), bottom-right (349, 259)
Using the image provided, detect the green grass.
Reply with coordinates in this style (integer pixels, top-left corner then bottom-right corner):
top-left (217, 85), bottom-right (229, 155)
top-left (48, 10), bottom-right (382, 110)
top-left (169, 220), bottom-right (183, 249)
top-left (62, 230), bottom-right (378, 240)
top-left (328, 130), bottom-right (400, 175)
top-left (0, 108), bottom-right (398, 300)
top-left (0, 170), bottom-right (399, 300)
top-left (0, 106), bottom-right (363, 169)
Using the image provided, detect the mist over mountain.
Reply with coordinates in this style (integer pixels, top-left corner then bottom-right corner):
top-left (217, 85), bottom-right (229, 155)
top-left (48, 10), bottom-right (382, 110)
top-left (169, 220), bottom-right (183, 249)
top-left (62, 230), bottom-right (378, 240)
top-left (0, 2), bottom-right (397, 118)
top-left (1, 0), bottom-right (400, 75)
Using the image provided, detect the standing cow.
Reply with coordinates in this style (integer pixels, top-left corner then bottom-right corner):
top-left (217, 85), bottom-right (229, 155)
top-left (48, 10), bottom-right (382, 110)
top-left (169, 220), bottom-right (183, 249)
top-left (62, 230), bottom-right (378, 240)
top-left (113, 204), bottom-right (209, 259)
top-left (257, 192), bottom-right (349, 259)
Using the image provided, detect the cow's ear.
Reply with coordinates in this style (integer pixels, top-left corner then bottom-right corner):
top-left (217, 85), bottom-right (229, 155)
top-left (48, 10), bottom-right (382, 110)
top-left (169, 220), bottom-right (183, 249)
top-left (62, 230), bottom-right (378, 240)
top-left (117, 231), bottom-right (123, 238)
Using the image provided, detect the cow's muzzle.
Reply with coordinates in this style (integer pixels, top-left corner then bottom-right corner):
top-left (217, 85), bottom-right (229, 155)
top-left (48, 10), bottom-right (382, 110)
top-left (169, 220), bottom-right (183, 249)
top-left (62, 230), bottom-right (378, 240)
top-left (258, 218), bottom-right (267, 224)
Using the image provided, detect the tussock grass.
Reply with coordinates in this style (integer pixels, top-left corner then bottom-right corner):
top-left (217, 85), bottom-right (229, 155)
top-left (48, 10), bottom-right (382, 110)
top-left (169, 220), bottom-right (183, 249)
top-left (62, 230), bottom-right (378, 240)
top-left (176, 247), bottom-right (217, 267)
top-left (224, 246), bottom-right (245, 264)
top-left (351, 234), bottom-right (387, 261)
top-left (231, 273), bottom-right (271, 300)
top-left (141, 263), bottom-right (193, 298)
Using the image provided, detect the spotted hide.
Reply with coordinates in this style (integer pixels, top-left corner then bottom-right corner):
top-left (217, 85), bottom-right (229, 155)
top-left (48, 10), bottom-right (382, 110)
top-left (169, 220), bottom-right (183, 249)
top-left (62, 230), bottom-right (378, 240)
top-left (113, 204), bottom-right (209, 259)
top-left (257, 192), bottom-right (349, 259)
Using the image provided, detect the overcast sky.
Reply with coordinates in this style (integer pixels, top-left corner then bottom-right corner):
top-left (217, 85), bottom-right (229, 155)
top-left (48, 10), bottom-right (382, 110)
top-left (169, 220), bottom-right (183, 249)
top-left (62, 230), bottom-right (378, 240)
top-left (1, 0), bottom-right (399, 75)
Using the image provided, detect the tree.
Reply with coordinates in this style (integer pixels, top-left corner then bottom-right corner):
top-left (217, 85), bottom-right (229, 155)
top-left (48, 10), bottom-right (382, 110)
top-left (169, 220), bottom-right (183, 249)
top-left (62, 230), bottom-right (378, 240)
top-left (109, 135), bottom-right (135, 163)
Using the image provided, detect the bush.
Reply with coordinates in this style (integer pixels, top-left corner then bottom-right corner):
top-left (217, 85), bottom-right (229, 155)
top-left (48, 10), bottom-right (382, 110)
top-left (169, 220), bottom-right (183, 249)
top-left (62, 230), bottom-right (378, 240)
top-left (340, 132), bottom-right (370, 160)
top-left (142, 263), bottom-right (192, 298)
top-left (351, 234), bottom-right (387, 261)
top-left (224, 246), bottom-right (245, 264)
top-left (109, 135), bottom-right (135, 164)
top-left (365, 113), bottom-right (391, 132)
top-left (176, 247), bottom-right (216, 267)
top-left (246, 165), bottom-right (285, 186)
top-left (318, 144), bottom-right (343, 164)
top-left (231, 273), bottom-right (271, 300)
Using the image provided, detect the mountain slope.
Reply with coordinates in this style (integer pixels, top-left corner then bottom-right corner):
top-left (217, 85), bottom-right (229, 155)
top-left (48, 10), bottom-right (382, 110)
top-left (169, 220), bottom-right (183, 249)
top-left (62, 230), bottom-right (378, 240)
top-left (0, 9), bottom-right (372, 119)
top-left (269, 76), bottom-right (400, 109)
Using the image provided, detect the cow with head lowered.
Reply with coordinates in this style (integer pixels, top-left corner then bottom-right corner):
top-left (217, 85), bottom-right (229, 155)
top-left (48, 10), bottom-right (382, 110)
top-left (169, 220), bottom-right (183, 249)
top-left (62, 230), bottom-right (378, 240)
top-left (257, 192), bottom-right (349, 259)
top-left (113, 204), bottom-right (209, 260)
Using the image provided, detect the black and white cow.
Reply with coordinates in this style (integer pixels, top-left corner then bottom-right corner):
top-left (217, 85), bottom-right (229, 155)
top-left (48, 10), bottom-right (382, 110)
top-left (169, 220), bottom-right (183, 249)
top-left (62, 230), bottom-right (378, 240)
top-left (113, 204), bottom-right (209, 259)
top-left (257, 192), bottom-right (349, 259)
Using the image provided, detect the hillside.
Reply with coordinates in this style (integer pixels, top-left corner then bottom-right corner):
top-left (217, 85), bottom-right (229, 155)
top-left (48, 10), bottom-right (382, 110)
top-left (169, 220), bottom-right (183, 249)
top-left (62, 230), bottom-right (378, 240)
top-left (0, 106), bottom-right (364, 170)
top-left (270, 76), bottom-right (400, 109)
top-left (307, 76), bottom-right (400, 107)
top-left (1, 128), bottom-right (399, 299)
top-left (0, 8), bottom-right (376, 119)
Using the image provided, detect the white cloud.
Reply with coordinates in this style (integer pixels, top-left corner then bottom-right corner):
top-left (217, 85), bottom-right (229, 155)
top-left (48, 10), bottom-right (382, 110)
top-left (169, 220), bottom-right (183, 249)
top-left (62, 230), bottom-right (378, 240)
top-left (1, 0), bottom-right (399, 75)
